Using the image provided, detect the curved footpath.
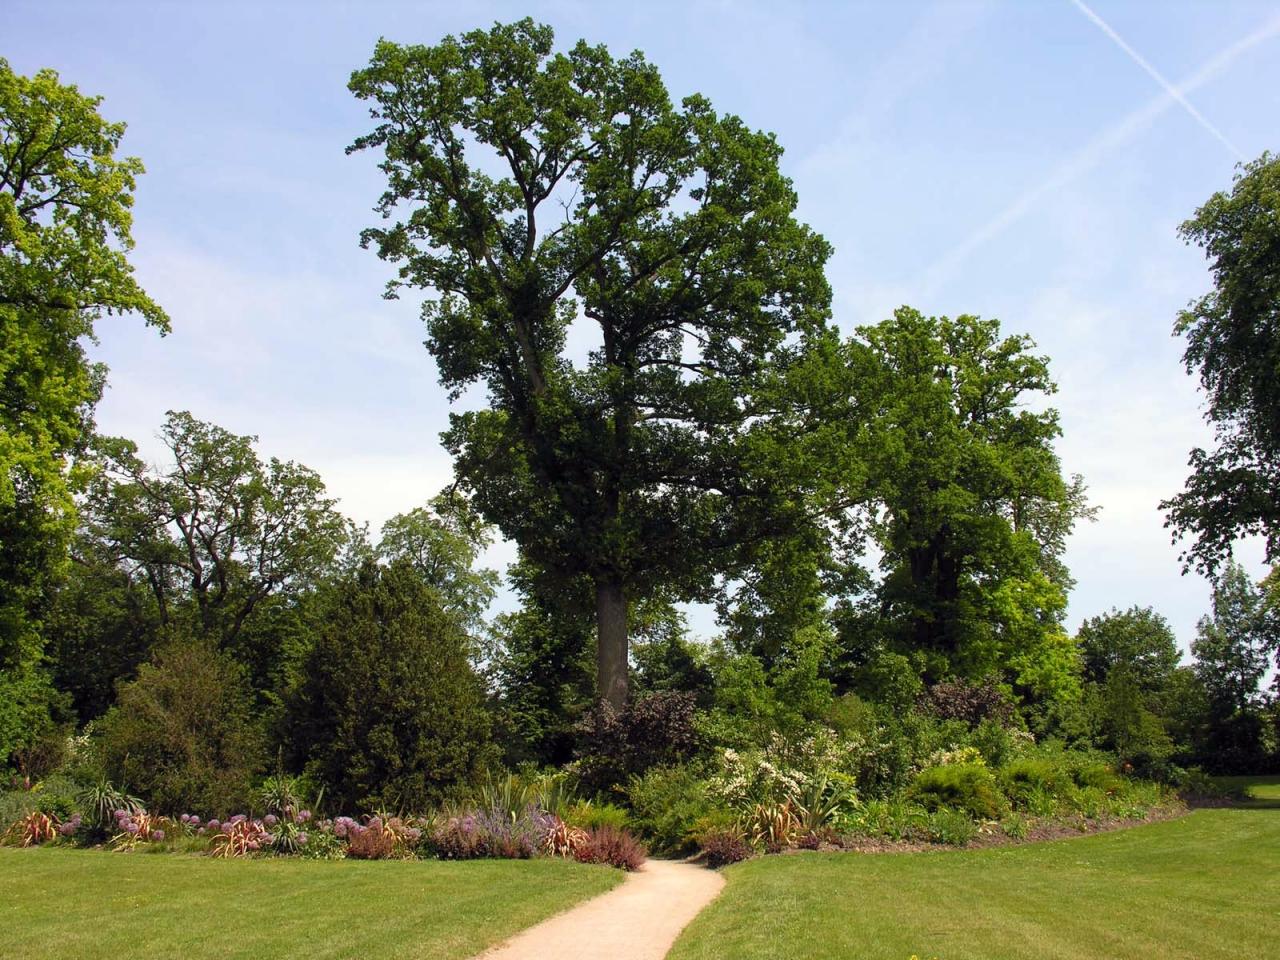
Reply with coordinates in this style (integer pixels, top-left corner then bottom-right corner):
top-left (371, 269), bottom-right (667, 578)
top-left (474, 859), bottom-right (724, 960)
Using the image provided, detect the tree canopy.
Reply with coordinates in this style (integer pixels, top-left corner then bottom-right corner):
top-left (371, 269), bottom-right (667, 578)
top-left (87, 411), bottom-right (351, 650)
top-left (840, 308), bottom-right (1090, 703)
top-left (0, 58), bottom-right (167, 764)
top-left (349, 19), bottom-right (836, 706)
top-left (1163, 153), bottom-right (1280, 574)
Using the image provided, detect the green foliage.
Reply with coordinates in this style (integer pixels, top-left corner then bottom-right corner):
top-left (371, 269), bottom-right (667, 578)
top-left (843, 308), bottom-right (1091, 704)
top-left (908, 763), bottom-right (1007, 820)
top-left (44, 535), bottom-right (160, 722)
top-left (1191, 561), bottom-right (1274, 772)
top-left (87, 412), bottom-right (351, 673)
top-left (1162, 153), bottom-right (1280, 574)
top-left (926, 807), bottom-right (977, 845)
top-left (350, 19), bottom-right (839, 706)
top-left (97, 640), bottom-right (265, 814)
top-left (624, 764), bottom-right (713, 857)
top-left (0, 59), bottom-right (168, 705)
top-left (285, 560), bottom-right (494, 812)
top-left (1077, 606), bottom-right (1181, 691)
top-left (376, 492), bottom-right (499, 636)
top-left (563, 800), bottom-right (630, 832)
top-left (489, 562), bottom-right (596, 767)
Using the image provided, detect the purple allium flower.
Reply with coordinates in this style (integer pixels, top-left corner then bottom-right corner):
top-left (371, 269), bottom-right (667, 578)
top-left (296, 832), bottom-right (308, 846)
top-left (230, 814), bottom-right (247, 824)
top-left (126, 823), bottom-right (140, 834)
top-left (264, 814), bottom-right (278, 827)
top-left (152, 830), bottom-right (165, 841)
top-left (58, 822), bottom-right (76, 836)
top-left (222, 823), bottom-right (234, 834)
top-left (296, 810), bottom-right (311, 823)
top-left (207, 819), bottom-right (220, 831)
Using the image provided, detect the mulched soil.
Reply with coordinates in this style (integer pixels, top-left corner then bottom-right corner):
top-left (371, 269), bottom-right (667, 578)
top-left (782, 802), bottom-right (1190, 857)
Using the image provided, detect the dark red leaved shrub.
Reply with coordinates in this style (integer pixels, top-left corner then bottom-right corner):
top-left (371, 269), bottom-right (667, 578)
top-left (918, 677), bottom-right (1015, 727)
top-left (699, 827), bottom-right (753, 867)
top-left (571, 825), bottom-right (647, 871)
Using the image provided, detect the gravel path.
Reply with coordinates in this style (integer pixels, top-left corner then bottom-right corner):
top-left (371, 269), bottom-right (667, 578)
top-left (474, 859), bottom-right (724, 960)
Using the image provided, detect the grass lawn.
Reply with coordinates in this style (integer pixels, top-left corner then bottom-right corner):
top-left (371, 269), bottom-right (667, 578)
top-left (0, 848), bottom-right (621, 960)
top-left (670, 806), bottom-right (1280, 960)
top-left (1214, 773), bottom-right (1280, 807)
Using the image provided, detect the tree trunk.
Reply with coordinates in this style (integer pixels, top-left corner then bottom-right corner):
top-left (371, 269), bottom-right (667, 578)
top-left (595, 577), bottom-right (628, 710)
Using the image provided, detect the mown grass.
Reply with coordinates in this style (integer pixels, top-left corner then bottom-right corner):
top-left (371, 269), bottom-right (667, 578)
top-left (1215, 773), bottom-right (1280, 808)
top-left (0, 848), bottom-right (621, 960)
top-left (670, 807), bottom-right (1280, 960)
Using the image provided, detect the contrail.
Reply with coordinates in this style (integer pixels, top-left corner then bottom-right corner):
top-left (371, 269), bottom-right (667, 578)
top-left (920, 9), bottom-right (1280, 294)
top-left (1070, 0), bottom-right (1242, 159)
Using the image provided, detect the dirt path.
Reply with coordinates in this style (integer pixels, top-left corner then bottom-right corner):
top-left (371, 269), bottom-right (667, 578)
top-left (474, 859), bottom-right (724, 960)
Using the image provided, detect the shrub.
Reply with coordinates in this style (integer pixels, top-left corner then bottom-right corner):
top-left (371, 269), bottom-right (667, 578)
top-left (918, 677), bottom-right (1016, 727)
top-left (909, 763), bottom-right (1007, 820)
top-left (575, 692), bottom-right (701, 793)
top-left (430, 814), bottom-right (488, 860)
top-left (209, 817), bottom-right (272, 858)
top-left (842, 797), bottom-right (929, 841)
top-left (1071, 762), bottom-right (1122, 793)
top-left (25, 773), bottom-right (80, 820)
top-left (572, 825), bottom-right (647, 871)
top-left (564, 800), bottom-right (630, 832)
top-left (927, 808), bottom-right (977, 846)
top-left (97, 640), bottom-right (265, 815)
top-left (543, 816), bottom-right (589, 858)
top-left (698, 825), bottom-right (753, 867)
top-left (743, 801), bottom-right (798, 853)
top-left (284, 560), bottom-right (495, 812)
top-left (1001, 811), bottom-right (1030, 840)
top-left (343, 815), bottom-right (422, 860)
top-left (2, 810), bottom-right (60, 846)
top-left (625, 764), bottom-right (712, 856)
top-left (1000, 758), bottom-right (1069, 807)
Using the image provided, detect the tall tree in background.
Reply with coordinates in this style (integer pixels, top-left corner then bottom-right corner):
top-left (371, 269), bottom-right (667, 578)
top-left (1163, 153), bottom-right (1280, 574)
top-left (845, 308), bottom-right (1090, 703)
top-left (1192, 560), bottom-right (1275, 771)
top-left (349, 20), bottom-right (835, 707)
top-left (376, 492), bottom-right (498, 638)
top-left (0, 59), bottom-right (168, 762)
top-left (87, 412), bottom-right (351, 686)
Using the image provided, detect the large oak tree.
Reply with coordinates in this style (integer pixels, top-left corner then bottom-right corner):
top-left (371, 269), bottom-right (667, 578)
top-left (349, 20), bottom-right (835, 707)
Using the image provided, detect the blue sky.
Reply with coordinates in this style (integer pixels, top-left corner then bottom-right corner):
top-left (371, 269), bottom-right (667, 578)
top-left (9, 0), bottom-right (1280, 653)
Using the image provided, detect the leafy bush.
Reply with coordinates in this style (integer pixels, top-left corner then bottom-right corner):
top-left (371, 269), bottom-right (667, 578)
top-left (698, 825), bottom-right (753, 867)
top-left (1000, 758), bottom-right (1069, 807)
top-left (927, 808), bottom-right (977, 845)
top-left (575, 692), bottom-right (701, 793)
top-left (625, 764), bottom-right (713, 856)
top-left (1001, 811), bottom-right (1030, 840)
top-left (97, 640), bottom-right (265, 815)
top-left (918, 677), bottom-right (1016, 727)
top-left (571, 825), bottom-right (647, 871)
top-left (909, 763), bottom-right (1007, 820)
top-left (1072, 762), bottom-right (1122, 793)
top-left (25, 773), bottom-right (80, 820)
top-left (284, 560), bottom-right (495, 812)
top-left (842, 797), bottom-right (929, 841)
top-left (564, 800), bottom-right (630, 832)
